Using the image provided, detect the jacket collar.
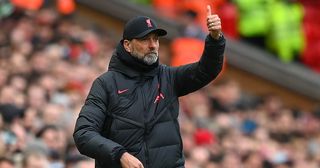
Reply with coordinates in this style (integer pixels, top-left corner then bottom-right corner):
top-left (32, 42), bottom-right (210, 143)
top-left (108, 42), bottom-right (159, 78)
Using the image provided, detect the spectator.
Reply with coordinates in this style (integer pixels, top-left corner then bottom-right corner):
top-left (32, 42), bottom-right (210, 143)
top-left (0, 157), bottom-right (14, 168)
top-left (178, 9), bottom-right (207, 40)
top-left (36, 125), bottom-right (67, 160)
top-left (26, 85), bottom-right (48, 111)
top-left (22, 149), bottom-right (50, 168)
top-left (73, 158), bottom-right (95, 168)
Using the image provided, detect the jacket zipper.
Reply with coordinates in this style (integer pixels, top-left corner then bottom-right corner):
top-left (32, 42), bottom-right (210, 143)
top-left (140, 84), bottom-right (149, 168)
top-left (144, 134), bottom-right (149, 168)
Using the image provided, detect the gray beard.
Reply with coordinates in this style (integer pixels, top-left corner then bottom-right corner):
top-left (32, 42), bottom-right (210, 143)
top-left (143, 53), bottom-right (158, 65)
top-left (133, 52), bottom-right (158, 65)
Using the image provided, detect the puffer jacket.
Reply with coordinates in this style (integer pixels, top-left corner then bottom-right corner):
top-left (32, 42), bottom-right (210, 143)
top-left (73, 35), bottom-right (225, 168)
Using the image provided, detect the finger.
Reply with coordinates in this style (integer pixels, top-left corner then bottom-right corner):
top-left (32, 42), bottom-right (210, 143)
top-left (207, 15), bottom-right (220, 21)
top-left (208, 21), bottom-right (221, 27)
top-left (208, 25), bottom-right (222, 31)
top-left (208, 23), bottom-right (221, 29)
top-left (207, 16), bottom-right (220, 24)
top-left (207, 5), bottom-right (212, 16)
top-left (207, 19), bottom-right (220, 25)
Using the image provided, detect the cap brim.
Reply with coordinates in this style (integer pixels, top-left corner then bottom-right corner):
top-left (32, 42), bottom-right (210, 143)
top-left (134, 28), bottom-right (167, 39)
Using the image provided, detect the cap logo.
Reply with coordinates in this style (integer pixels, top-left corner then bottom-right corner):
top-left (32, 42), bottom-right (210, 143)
top-left (146, 19), bottom-right (152, 28)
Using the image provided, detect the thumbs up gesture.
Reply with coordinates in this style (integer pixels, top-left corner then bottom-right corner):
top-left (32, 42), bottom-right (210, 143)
top-left (207, 5), bottom-right (222, 40)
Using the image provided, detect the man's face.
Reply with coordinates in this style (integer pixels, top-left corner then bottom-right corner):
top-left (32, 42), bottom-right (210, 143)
top-left (25, 154), bottom-right (50, 168)
top-left (0, 161), bottom-right (14, 168)
top-left (124, 33), bottom-right (159, 65)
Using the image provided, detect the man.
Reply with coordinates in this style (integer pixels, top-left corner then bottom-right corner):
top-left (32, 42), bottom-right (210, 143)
top-left (0, 157), bottom-right (15, 168)
top-left (73, 5), bottom-right (225, 168)
top-left (22, 150), bottom-right (50, 168)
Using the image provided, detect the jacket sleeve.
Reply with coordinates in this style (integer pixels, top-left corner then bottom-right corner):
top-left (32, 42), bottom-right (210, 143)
top-left (172, 34), bottom-right (225, 97)
top-left (73, 77), bottom-right (125, 163)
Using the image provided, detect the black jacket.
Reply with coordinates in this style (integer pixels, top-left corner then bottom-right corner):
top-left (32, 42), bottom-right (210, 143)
top-left (73, 35), bottom-right (225, 168)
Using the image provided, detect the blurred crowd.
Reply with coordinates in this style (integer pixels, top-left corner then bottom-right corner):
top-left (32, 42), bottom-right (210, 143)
top-left (179, 79), bottom-right (320, 168)
top-left (131, 0), bottom-right (320, 73)
top-left (1, 4), bottom-right (320, 168)
top-left (0, 7), bottom-right (114, 168)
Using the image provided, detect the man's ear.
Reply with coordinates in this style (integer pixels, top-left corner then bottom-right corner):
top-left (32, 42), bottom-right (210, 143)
top-left (123, 40), bottom-right (131, 52)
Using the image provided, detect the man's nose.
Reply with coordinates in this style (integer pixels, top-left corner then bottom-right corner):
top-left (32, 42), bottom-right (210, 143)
top-left (149, 40), bottom-right (157, 49)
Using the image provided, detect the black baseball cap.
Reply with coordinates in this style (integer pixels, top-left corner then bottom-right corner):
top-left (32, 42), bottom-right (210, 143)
top-left (123, 16), bottom-right (167, 40)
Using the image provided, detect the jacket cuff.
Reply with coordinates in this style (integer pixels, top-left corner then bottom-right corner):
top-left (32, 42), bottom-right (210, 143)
top-left (114, 147), bottom-right (127, 162)
top-left (206, 33), bottom-right (225, 43)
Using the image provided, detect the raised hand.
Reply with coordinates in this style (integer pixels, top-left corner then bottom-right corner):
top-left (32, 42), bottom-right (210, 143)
top-left (207, 5), bottom-right (222, 39)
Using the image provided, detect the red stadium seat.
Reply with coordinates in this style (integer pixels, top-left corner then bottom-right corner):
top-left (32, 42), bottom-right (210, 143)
top-left (11, 0), bottom-right (43, 10)
top-left (217, 2), bottom-right (239, 39)
top-left (171, 37), bottom-right (204, 66)
top-left (57, 0), bottom-right (75, 15)
top-left (302, 42), bottom-right (320, 73)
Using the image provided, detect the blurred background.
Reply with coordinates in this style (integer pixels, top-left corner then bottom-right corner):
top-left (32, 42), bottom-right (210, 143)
top-left (0, 0), bottom-right (320, 167)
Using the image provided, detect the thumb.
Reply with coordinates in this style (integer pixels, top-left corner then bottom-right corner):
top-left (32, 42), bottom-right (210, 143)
top-left (207, 5), bottom-right (212, 16)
